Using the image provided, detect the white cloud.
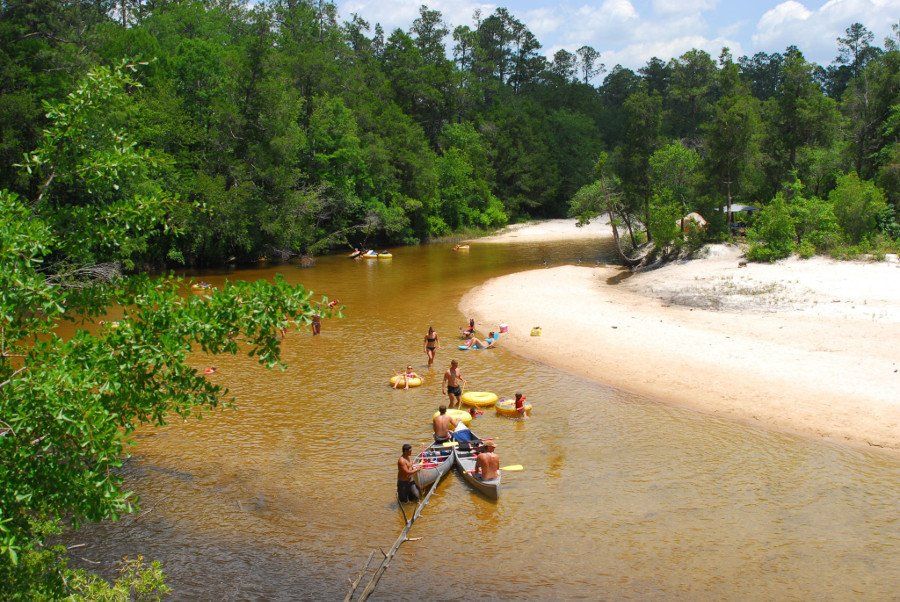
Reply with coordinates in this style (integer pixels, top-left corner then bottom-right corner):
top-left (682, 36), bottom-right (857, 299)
top-left (652, 0), bottom-right (717, 16)
top-left (335, 0), bottom-right (899, 71)
top-left (603, 35), bottom-right (744, 68)
top-left (752, 0), bottom-right (898, 59)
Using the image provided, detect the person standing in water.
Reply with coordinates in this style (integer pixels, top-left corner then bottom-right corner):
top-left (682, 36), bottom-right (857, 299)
top-left (424, 326), bottom-right (439, 367)
top-left (311, 314), bottom-right (321, 335)
top-left (442, 359), bottom-right (467, 409)
top-left (397, 443), bottom-right (421, 503)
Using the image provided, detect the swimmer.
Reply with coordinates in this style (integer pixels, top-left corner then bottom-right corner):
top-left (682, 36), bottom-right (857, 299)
top-left (468, 406), bottom-right (483, 420)
top-left (393, 365), bottom-right (420, 389)
top-left (203, 366), bottom-right (218, 375)
top-left (424, 326), bottom-right (439, 366)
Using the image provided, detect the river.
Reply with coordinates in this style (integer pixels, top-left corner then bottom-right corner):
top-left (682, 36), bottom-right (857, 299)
top-left (67, 240), bottom-right (899, 600)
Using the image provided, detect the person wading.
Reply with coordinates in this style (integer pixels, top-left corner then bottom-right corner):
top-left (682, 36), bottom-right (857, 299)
top-left (397, 443), bottom-right (422, 503)
top-left (432, 405), bottom-right (458, 443)
top-left (442, 359), bottom-right (466, 409)
top-left (424, 326), bottom-right (439, 367)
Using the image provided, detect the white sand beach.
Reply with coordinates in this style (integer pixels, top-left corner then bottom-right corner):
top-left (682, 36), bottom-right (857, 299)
top-left (462, 223), bottom-right (900, 451)
top-left (470, 217), bottom-right (612, 243)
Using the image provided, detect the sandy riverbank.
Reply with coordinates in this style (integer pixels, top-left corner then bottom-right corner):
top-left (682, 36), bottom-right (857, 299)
top-left (470, 217), bottom-right (612, 243)
top-left (461, 238), bottom-right (900, 451)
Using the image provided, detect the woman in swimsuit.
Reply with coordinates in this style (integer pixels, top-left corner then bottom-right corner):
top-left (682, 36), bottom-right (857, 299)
top-left (424, 326), bottom-right (438, 366)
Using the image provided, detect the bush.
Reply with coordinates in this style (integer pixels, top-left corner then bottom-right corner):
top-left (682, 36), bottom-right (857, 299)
top-left (748, 193), bottom-right (796, 261)
top-left (829, 172), bottom-right (889, 243)
top-left (647, 194), bottom-right (682, 250)
top-left (797, 240), bottom-right (816, 258)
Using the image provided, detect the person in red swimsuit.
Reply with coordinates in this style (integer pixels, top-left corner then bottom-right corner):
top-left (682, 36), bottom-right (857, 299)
top-left (514, 392), bottom-right (528, 420)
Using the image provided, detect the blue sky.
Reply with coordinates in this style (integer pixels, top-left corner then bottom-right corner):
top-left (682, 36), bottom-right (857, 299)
top-left (336, 0), bottom-right (898, 70)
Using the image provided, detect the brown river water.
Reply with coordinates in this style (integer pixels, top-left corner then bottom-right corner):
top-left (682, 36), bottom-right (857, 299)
top-left (66, 240), bottom-right (899, 600)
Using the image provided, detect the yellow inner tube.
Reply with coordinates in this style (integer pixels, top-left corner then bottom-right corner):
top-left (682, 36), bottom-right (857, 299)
top-left (496, 398), bottom-right (532, 417)
top-left (432, 408), bottom-right (472, 425)
top-left (378, 253), bottom-right (393, 259)
top-left (460, 391), bottom-right (498, 407)
top-left (390, 375), bottom-right (422, 388)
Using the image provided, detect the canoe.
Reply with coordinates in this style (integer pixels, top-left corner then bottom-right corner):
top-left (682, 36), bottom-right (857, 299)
top-left (452, 428), bottom-right (500, 500)
top-left (413, 440), bottom-right (455, 490)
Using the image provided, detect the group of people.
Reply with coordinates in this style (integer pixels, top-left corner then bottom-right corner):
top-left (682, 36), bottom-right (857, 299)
top-left (397, 405), bottom-right (499, 503)
top-left (393, 318), bottom-right (523, 503)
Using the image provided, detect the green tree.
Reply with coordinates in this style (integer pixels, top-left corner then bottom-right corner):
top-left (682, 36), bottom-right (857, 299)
top-left (748, 193), bottom-right (796, 261)
top-left (0, 63), bottom-right (338, 597)
top-left (829, 171), bottom-right (889, 242)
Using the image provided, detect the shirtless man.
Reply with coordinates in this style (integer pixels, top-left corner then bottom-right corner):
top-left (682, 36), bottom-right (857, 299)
top-left (473, 440), bottom-right (500, 481)
top-left (432, 405), bottom-right (458, 443)
top-left (442, 359), bottom-right (467, 408)
top-left (397, 443), bottom-right (421, 503)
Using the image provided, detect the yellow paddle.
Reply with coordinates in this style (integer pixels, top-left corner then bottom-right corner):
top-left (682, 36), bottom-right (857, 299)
top-left (500, 465), bottom-right (523, 471)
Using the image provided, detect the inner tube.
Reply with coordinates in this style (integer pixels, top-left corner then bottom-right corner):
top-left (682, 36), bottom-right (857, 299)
top-left (458, 344), bottom-right (478, 351)
top-left (378, 253), bottom-right (393, 259)
top-left (496, 398), bottom-right (532, 417)
top-left (390, 375), bottom-right (422, 388)
top-left (460, 391), bottom-right (498, 408)
top-left (433, 408), bottom-right (472, 425)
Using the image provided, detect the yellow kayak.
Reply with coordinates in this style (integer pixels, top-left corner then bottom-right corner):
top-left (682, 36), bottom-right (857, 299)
top-left (460, 391), bottom-right (498, 408)
top-left (378, 253), bottom-right (393, 259)
top-left (496, 398), bottom-right (532, 417)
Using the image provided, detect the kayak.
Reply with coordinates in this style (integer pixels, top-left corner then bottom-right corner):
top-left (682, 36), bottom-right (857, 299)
top-left (452, 426), bottom-right (500, 500)
top-left (413, 440), bottom-right (454, 490)
top-left (378, 253), bottom-right (393, 259)
top-left (348, 250), bottom-right (362, 258)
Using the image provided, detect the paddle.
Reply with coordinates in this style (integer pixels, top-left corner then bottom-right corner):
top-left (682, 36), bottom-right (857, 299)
top-left (500, 465), bottom-right (523, 472)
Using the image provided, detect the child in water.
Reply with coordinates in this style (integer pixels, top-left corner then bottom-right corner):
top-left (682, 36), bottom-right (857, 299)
top-left (393, 365), bottom-right (420, 389)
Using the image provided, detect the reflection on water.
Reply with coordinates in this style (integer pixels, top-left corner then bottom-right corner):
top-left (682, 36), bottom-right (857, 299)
top-left (63, 240), bottom-right (900, 600)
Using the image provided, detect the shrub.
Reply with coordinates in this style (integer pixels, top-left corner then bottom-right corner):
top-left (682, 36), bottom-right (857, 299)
top-left (829, 172), bottom-right (889, 243)
top-left (748, 193), bottom-right (796, 261)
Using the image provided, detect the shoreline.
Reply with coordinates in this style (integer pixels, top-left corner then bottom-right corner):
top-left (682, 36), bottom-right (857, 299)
top-left (468, 216), bottom-right (612, 243)
top-left (460, 227), bottom-right (900, 453)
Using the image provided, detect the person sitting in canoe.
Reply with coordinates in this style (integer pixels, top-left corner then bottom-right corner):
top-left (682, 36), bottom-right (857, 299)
top-left (392, 365), bottom-right (420, 389)
top-left (473, 440), bottom-right (500, 481)
top-left (397, 443), bottom-right (422, 503)
top-left (432, 405), bottom-right (458, 443)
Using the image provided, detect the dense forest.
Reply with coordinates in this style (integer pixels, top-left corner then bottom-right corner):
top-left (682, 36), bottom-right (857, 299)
top-left (2, 1), bottom-right (897, 265)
